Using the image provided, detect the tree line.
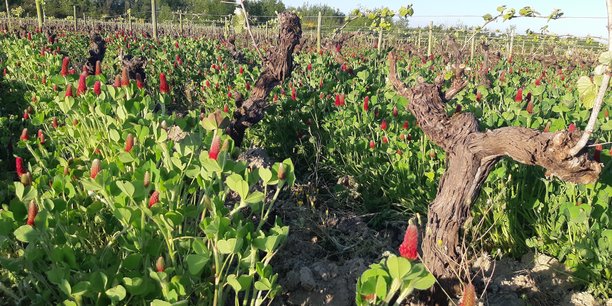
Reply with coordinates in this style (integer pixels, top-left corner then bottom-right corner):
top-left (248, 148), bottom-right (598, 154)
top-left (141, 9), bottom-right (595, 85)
top-left (4, 0), bottom-right (354, 26)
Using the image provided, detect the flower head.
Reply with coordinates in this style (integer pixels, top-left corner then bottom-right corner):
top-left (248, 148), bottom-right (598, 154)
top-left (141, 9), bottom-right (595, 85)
top-left (20, 128), bottom-right (28, 141)
top-left (37, 129), bottom-right (45, 144)
top-left (459, 283), bottom-right (476, 306)
top-left (121, 67), bottom-right (130, 87)
top-left (363, 96), bottom-right (369, 112)
top-left (27, 200), bottom-right (38, 226)
top-left (156, 256), bottom-right (165, 272)
top-left (77, 72), bottom-right (87, 95)
top-left (515, 88), bottom-right (523, 102)
top-left (93, 81), bottom-right (101, 95)
top-left (399, 223), bottom-right (419, 260)
top-left (61, 57), bottom-right (70, 76)
top-left (159, 73), bottom-right (169, 94)
top-left (149, 190), bottom-right (160, 208)
top-left (380, 119), bottom-right (388, 131)
top-left (209, 136), bottom-right (221, 160)
top-left (91, 159), bottom-right (101, 179)
top-left (95, 60), bottom-right (102, 75)
top-left (334, 94), bottom-right (345, 107)
top-left (15, 156), bottom-right (25, 177)
top-left (125, 133), bottom-right (134, 152)
top-left (65, 83), bottom-right (73, 97)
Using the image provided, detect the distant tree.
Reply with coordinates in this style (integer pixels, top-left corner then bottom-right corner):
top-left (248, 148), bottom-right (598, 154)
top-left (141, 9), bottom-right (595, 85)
top-left (244, 0), bottom-right (285, 24)
top-left (288, 3), bottom-right (344, 30)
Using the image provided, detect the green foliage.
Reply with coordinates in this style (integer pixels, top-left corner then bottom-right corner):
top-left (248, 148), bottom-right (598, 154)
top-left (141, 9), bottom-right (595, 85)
top-left (355, 254), bottom-right (435, 305)
top-left (0, 32), bottom-right (295, 305)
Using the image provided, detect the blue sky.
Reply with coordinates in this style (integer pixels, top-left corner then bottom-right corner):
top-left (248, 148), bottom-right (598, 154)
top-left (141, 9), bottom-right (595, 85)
top-left (282, 0), bottom-right (608, 38)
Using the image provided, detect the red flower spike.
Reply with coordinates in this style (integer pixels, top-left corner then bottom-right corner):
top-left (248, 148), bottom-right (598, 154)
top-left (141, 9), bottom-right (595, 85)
top-left (568, 123), bottom-right (576, 133)
top-left (307, 63), bottom-right (312, 71)
top-left (209, 136), bottom-right (221, 160)
top-left (403, 121), bottom-right (409, 130)
top-left (37, 129), bottom-right (45, 144)
top-left (159, 73), bottom-right (169, 94)
top-left (291, 87), bottom-right (297, 101)
top-left (77, 73), bottom-right (87, 95)
top-left (363, 96), bottom-right (369, 112)
top-left (20, 128), bottom-right (28, 141)
top-left (393, 106), bottom-right (399, 117)
top-left (125, 133), bottom-right (134, 152)
top-left (149, 190), bottom-right (160, 208)
top-left (382, 136), bottom-right (389, 144)
top-left (91, 159), bottom-right (101, 179)
top-left (399, 223), bottom-right (419, 260)
top-left (239, 66), bottom-right (244, 74)
top-left (95, 60), bottom-right (102, 75)
top-left (499, 71), bottom-right (506, 82)
top-left (526, 101), bottom-right (534, 114)
top-left (334, 94), bottom-right (345, 107)
top-left (27, 200), bottom-right (38, 226)
top-left (23, 111), bottom-right (29, 120)
top-left (380, 119), bottom-right (388, 131)
top-left (369, 140), bottom-right (375, 149)
top-left (94, 81), bottom-right (101, 96)
top-left (15, 157), bottom-right (25, 177)
top-left (515, 88), bottom-right (523, 102)
top-left (52, 117), bottom-right (58, 129)
top-left (113, 75), bottom-right (121, 87)
top-left (535, 78), bottom-right (541, 86)
top-left (543, 122), bottom-right (551, 133)
top-left (61, 57), bottom-right (70, 77)
top-left (65, 84), bottom-right (73, 97)
top-left (136, 73), bottom-right (144, 89)
top-left (223, 104), bottom-right (229, 113)
top-left (155, 256), bottom-right (165, 272)
top-left (459, 283), bottom-right (476, 306)
top-left (121, 68), bottom-right (129, 87)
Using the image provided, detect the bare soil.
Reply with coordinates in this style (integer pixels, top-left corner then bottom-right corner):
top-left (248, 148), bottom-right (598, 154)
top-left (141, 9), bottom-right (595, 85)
top-left (269, 199), bottom-right (611, 306)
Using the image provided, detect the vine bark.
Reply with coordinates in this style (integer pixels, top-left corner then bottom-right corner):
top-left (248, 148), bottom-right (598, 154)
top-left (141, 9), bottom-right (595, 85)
top-left (387, 52), bottom-right (602, 304)
top-left (228, 12), bottom-right (302, 146)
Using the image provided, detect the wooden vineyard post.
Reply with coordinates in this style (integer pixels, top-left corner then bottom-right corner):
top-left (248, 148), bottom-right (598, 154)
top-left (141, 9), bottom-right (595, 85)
top-left (417, 29), bottom-right (422, 52)
top-left (128, 10), bottom-right (132, 32)
top-left (470, 29), bottom-right (477, 61)
top-left (317, 11), bottom-right (322, 53)
top-left (427, 21), bottom-right (433, 57)
top-left (508, 28), bottom-right (515, 59)
top-left (35, 0), bottom-right (43, 31)
top-left (151, 0), bottom-right (158, 40)
top-left (73, 5), bottom-right (77, 31)
top-left (4, 0), bottom-right (10, 31)
top-left (179, 11), bottom-right (183, 35)
top-left (378, 28), bottom-right (383, 52)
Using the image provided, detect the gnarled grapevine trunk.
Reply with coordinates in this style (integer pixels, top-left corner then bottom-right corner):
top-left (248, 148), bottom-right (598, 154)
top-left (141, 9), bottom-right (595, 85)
top-left (387, 53), bottom-right (602, 304)
top-left (228, 12), bottom-right (302, 146)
